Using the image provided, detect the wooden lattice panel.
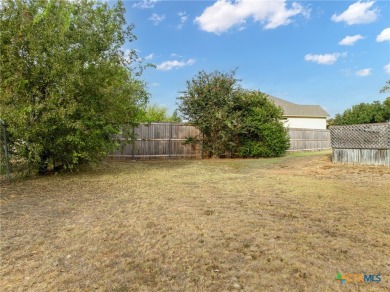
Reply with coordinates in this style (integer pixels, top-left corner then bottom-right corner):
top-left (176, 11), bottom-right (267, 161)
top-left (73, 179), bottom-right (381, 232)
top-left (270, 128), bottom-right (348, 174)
top-left (330, 123), bottom-right (390, 149)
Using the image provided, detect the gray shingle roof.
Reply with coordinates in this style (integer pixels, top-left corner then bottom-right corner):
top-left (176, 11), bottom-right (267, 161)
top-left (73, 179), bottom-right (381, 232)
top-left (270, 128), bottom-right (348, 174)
top-left (267, 95), bottom-right (329, 117)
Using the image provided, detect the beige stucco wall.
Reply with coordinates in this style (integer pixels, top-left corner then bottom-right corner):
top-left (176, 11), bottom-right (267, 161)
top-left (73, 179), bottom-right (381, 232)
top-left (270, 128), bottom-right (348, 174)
top-left (281, 117), bottom-right (327, 129)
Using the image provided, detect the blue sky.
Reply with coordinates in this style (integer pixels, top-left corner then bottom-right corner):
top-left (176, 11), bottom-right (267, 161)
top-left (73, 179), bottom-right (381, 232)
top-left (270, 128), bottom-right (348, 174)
top-left (122, 0), bottom-right (390, 117)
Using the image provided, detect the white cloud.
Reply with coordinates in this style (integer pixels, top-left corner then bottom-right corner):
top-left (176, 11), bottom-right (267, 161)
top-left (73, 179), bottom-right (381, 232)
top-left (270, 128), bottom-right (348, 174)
top-left (156, 59), bottom-right (196, 71)
top-left (339, 34), bottom-right (364, 46)
top-left (195, 0), bottom-right (309, 34)
top-left (133, 0), bottom-right (158, 9)
top-left (376, 28), bottom-right (390, 42)
top-left (384, 63), bottom-right (390, 74)
top-left (149, 13), bottom-right (166, 25)
top-left (177, 12), bottom-right (188, 29)
top-left (304, 53), bottom-right (346, 65)
top-left (356, 68), bottom-right (372, 76)
top-left (144, 53), bottom-right (155, 60)
top-left (331, 1), bottom-right (378, 25)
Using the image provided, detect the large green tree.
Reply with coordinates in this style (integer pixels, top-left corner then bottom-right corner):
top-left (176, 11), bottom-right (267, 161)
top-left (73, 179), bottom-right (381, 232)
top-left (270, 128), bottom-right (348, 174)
top-left (178, 70), bottom-right (240, 157)
top-left (333, 81), bottom-right (390, 125)
top-left (177, 70), bottom-right (289, 158)
top-left (0, 0), bottom-right (148, 173)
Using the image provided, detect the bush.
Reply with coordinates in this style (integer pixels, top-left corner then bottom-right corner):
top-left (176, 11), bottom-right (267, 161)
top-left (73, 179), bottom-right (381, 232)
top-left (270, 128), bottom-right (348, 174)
top-left (178, 70), bottom-right (290, 157)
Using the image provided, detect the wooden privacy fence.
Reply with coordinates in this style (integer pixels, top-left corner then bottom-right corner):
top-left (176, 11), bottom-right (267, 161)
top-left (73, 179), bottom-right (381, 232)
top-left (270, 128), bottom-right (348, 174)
top-left (287, 128), bottom-right (331, 152)
top-left (330, 123), bottom-right (390, 166)
top-left (109, 123), bottom-right (331, 160)
top-left (111, 123), bottom-right (202, 159)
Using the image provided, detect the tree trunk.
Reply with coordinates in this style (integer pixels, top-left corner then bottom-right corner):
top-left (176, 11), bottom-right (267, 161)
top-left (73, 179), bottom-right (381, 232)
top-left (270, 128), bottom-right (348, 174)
top-left (38, 153), bottom-right (49, 175)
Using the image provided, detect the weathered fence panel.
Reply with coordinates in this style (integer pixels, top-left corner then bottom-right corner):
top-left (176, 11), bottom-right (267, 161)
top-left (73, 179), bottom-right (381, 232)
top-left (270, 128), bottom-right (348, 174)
top-left (330, 123), bottom-right (390, 166)
top-left (287, 128), bottom-right (331, 152)
top-left (110, 123), bottom-right (331, 159)
top-left (110, 123), bottom-right (202, 159)
top-left (332, 148), bottom-right (390, 166)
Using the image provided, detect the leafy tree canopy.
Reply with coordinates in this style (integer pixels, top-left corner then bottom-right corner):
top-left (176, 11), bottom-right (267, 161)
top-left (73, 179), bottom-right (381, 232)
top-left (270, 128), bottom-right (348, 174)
top-left (177, 70), bottom-right (289, 158)
top-left (0, 0), bottom-right (149, 174)
top-left (333, 81), bottom-right (390, 125)
top-left (140, 104), bottom-right (181, 123)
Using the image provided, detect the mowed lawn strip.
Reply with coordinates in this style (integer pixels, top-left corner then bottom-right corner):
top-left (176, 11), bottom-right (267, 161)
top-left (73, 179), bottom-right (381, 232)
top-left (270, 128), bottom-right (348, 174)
top-left (1, 152), bottom-right (389, 291)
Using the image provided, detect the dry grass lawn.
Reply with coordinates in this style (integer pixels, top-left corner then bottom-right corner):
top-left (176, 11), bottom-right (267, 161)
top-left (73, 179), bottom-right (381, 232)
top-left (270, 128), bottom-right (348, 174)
top-left (1, 152), bottom-right (389, 291)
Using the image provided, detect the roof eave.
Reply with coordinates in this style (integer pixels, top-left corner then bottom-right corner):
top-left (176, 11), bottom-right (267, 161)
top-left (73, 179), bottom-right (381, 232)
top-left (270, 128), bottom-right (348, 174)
top-left (282, 115), bottom-right (329, 118)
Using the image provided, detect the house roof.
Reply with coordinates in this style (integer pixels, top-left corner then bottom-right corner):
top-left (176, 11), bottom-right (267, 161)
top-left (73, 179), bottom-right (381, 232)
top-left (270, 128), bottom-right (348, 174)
top-left (267, 95), bottom-right (329, 118)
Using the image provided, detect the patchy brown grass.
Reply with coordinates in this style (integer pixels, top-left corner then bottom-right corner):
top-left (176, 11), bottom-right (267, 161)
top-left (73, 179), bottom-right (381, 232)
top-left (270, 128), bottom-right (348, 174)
top-left (1, 152), bottom-right (389, 291)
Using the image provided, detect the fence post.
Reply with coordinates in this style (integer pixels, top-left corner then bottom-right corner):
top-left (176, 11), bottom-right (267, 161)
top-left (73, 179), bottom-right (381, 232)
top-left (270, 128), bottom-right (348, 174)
top-left (201, 131), bottom-right (204, 159)
top-left (132, 127), bottom-right (135, 160)
top-left (169, 123), bottom-right (173, 159)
